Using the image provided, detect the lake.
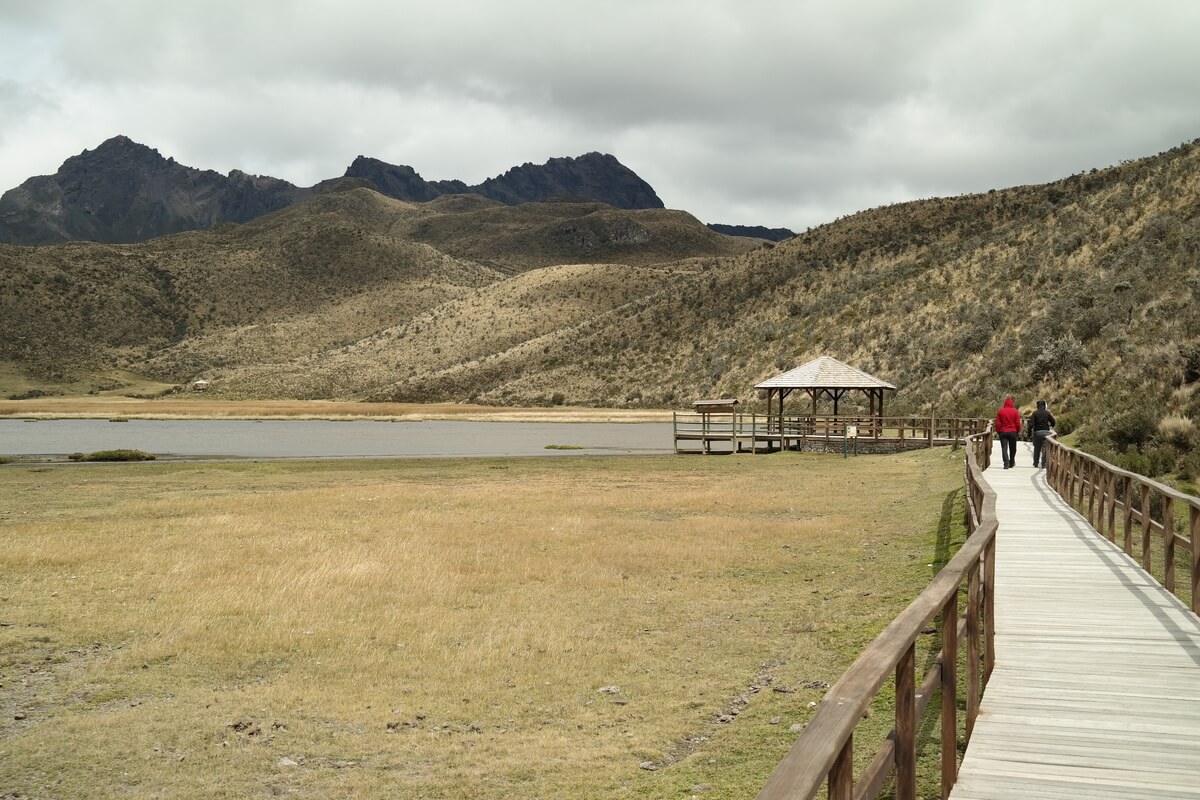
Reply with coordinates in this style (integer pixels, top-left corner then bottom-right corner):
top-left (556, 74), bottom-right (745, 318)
top-left (0, 418), bottom-right (674, 460)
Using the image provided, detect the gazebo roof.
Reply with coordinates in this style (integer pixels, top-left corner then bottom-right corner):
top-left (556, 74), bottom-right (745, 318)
top-left (755, 356), bottom-right (896, 391)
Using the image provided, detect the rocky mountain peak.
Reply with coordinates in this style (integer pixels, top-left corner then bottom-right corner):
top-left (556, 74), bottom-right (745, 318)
top-left (343, 156), bottom-right (443, 202)
top-left (476, 152), bottom-right (664, 208)
top-left (0, 137), bottom-right (667, 245)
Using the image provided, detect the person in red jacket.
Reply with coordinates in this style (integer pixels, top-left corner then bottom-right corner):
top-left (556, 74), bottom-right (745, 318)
top-left (994, 396), bottom-right (1022, 469)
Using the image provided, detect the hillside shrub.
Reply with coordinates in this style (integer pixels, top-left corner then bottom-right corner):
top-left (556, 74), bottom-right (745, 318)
top-left (1117, 450), bottom-right (1151, 477)
top-left (955, 321), bottom-right (993, 353)
top-left (7, 389), bottom-right (51, 400)
top-left (1053, 413), bottom-right (1077, 436)
top-left (68, 449), bottom-right (156, 462)
top-left (1157, 415), bottom-right (1196, 452)
top-left (1031, 334), bottom-right (1089, 380)
top-left (1145, 445), bottom-right (1177, 478)
top-left (1181, 343), bottom-right (1200, 384)
top-left (1178, 450), bottom-right (1200, 483)
top-left (1105, 410), bottom-right (1157, 452)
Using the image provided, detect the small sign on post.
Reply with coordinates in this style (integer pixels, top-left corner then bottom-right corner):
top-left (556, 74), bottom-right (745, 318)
top-left (843, 425), bottom-right (858, 458)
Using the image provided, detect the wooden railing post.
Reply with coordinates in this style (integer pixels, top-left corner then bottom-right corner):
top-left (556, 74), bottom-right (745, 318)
top-left (1089, 461), bottom-right (1099, 527)
top-left (940, 592), bottom-right (958, 800)
top-left (1070, 453), bottom-right (1080, 503)
top-left (1106, 469), bottom-right (1118, 541)
top-left (1142, 484), bottom-right (1152, 572)
top-left (1123, 477), bottom-right (1135, 554)
top-left (966, 562), bottom-right (981, 740)
top-left (1164, 495), bottom-right (1176, 594)
top-left (984, 536), bottom-right (996, 680)
top-left (1078, 454), bottom-right (1087, 509)
top-left (829, 738), bottom-right (853, 800)
top-left (896, 645), bottom-right (917, 800)
top-left (1192, 505), bottom-right (1200, 616)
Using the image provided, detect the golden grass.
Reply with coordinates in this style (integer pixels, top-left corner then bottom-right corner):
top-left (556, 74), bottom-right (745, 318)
top-left (0, 450), bottom-right (966, 798)
top-left (0, 397), bottom-right (672, 423)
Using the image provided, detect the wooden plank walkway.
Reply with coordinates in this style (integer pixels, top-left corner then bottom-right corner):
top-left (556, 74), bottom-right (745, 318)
top-left (951, 439), bottom-right (1200, 799)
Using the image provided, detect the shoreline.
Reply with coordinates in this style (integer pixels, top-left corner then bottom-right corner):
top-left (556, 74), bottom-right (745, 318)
top-left (0, 397), bottom-right (675, 424)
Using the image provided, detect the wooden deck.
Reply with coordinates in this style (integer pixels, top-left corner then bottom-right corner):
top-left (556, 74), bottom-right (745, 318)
top-left (951, 439), bottom-right (1200, 799)
top-left (672, 413), bottom-right (987, 454)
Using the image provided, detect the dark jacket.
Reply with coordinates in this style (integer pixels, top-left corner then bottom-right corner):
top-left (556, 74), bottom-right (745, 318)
top-left (1029, 407), bottom-right (1056, 434)
top-left (995, 397), bottom-right (1022, 433)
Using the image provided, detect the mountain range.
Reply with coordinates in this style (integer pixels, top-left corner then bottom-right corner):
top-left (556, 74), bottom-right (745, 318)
top-left (2, 136), bottom-right (1199, 466)
top-left (0, 136), bottom-right (787, 246)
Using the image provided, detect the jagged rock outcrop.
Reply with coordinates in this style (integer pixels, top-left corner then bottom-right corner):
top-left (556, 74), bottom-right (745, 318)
top-left (0, 136), bottom-right (309, 244)
top-left (472, 153), bottom-right (663, 209)
top-left (344, 152), bottom-right (663, 210)
top-left (342, 157), bottom-right (460, 202)
top-left (706, 223), bottom-right (795, 242)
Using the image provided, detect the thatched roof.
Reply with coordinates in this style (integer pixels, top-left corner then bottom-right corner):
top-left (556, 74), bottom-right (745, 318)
top-left (755, 356), bottom-right (896, 391)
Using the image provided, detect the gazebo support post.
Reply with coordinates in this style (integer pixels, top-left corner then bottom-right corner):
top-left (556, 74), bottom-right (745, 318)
top-left (779, 388), bottom-right (791, 450)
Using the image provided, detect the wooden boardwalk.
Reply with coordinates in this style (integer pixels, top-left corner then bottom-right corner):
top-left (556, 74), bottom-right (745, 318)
top-left (951, 439), bottom-right (1200, 799)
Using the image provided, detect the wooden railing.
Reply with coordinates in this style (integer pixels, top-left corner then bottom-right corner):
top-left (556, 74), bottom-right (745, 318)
top-left (672, 414), bottom-right (989, 452)
top-left (1045, 438), bottom-right (1200, 613)
top-left (756, 428), bottom-right (997, 800)
top-left (760, 415), bottom-right (989, 444)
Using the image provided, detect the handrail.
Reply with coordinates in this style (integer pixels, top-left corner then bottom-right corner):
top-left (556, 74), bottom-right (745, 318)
top-left (672, 414), bottom-right (989, 444)
top-left (1045, 437), bottom-right (1200, 614)
top-left (756, 427), bottom-right (997, 800)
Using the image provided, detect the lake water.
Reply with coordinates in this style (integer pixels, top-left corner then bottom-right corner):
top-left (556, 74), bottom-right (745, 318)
top-left (0, 418), bottom-right (674, 460)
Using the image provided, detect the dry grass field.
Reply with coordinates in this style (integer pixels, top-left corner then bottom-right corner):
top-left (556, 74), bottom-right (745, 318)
top-left (0, 396), bottom-right (672, 423)
top-left (0, 449), bottom-right (966, 799)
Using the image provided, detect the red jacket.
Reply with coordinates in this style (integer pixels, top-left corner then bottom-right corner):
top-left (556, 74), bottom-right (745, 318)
top-left (995, 397), bottom-right (1022, 433)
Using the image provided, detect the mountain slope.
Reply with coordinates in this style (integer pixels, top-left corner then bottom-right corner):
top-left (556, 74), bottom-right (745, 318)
top-left (0, 186), bottom-right (757, 387)
top-left (395, 199), bottom-right (757, 274)
top-left (0, 188), bottom-right (500, 378)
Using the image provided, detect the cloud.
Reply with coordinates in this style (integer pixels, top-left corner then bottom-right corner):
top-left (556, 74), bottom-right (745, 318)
top-left (1, 0), bottom-right (1199, 229)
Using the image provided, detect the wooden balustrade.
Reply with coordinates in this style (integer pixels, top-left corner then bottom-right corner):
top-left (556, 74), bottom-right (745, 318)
top-left (672, 414), bottom-right (990, 453)
top-left (756, 428), bottom-right (997, 800)
top-left (1045, 438), bottom-right (1200, 612)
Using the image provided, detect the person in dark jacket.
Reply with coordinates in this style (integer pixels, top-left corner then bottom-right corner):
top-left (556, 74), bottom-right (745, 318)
top-left (994, 396), bottom-right (1022, 469)
top-left (1028, 399), bottom-right (1057, 468)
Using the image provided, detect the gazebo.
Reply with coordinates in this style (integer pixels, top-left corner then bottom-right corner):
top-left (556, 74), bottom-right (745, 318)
top-left (755, 356), bottom-right (896, 430)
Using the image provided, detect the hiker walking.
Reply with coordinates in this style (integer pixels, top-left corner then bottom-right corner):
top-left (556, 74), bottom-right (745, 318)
top-left (995, 396), bottom-right (1022, 469)
top-left (1028, 400), bottom-right (1057, 468)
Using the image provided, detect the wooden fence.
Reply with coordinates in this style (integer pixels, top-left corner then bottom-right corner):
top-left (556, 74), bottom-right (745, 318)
top-left (673, 414), bottom-right (989, 454)
top-left (1045, 437), bottom-right (1200, 613)
top-left (755, 428), bottom-right (997, 800)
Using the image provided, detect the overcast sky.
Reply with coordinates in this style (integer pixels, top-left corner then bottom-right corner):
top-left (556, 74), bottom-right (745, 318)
top-left (2, 1), bottom-right (1199, 230)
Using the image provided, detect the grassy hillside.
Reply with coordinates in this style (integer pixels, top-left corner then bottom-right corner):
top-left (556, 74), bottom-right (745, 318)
top-left (399, 198), bottom-right (757, 273)
top-left (0, 190), bottom-right (498, 381)
top-left (351, 141), bottom-right (1199, 422)
top-left (212, 261), bottom-right (698, 400)
top-left (0, 188), bottom-right (757, 390)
